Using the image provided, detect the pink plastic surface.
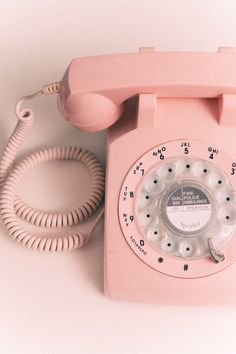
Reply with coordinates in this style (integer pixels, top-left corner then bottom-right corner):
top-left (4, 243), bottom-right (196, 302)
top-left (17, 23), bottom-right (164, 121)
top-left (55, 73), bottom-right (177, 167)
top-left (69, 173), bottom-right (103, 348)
top-left (58, 48), bottom-right (236, 304)
top-left (58, 48), bottom-right (236, 131)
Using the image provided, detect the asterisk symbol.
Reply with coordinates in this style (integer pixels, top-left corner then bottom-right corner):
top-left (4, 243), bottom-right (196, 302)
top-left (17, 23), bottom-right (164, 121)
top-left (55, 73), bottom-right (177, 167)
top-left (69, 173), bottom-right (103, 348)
top-left (158, 257), bottom-right (164, 263)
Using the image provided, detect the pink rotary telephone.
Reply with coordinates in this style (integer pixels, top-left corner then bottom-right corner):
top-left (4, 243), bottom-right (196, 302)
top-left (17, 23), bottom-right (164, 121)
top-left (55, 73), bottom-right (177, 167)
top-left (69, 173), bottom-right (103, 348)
top-left (1, 47), bottom-right (236, 304)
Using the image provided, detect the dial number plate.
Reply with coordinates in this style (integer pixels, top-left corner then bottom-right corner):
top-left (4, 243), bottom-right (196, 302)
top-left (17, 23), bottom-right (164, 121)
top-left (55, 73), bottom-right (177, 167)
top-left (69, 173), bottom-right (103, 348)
top-left (118, 140), bottom-right (236, 278)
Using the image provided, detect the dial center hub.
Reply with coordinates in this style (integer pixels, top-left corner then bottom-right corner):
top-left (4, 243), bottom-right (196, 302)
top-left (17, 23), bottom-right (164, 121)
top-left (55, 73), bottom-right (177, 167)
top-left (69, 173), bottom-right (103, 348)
top-left (161, 182), bottom-right (215, 236)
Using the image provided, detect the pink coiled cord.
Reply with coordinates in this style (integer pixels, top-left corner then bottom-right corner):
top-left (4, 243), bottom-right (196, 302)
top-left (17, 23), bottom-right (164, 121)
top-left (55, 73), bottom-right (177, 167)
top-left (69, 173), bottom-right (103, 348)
top-left (0, 83), bottom-right (105, 252)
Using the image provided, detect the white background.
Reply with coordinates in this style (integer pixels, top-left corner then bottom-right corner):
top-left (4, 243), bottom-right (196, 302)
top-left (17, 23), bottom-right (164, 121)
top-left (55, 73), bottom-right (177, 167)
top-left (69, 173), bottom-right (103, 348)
top-left (1, 1), bottom-right (236, 353)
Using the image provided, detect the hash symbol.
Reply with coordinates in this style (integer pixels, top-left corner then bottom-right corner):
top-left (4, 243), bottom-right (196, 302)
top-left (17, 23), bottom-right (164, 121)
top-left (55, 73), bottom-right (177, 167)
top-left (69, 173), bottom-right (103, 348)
top-left (158, 257), bottom-right (164, 263)
top-left (184, 264), bottom-right (188, 271)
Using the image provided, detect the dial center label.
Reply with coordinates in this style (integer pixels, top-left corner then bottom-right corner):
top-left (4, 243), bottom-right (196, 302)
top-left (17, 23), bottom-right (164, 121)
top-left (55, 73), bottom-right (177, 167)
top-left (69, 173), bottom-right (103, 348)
top-left (165, 185), bottom-right (212, 233)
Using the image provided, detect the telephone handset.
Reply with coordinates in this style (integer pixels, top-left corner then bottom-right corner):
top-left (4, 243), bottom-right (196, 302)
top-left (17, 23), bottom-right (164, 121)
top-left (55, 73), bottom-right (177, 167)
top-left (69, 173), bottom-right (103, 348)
top-left (1, 47), bottom-right (236, 304)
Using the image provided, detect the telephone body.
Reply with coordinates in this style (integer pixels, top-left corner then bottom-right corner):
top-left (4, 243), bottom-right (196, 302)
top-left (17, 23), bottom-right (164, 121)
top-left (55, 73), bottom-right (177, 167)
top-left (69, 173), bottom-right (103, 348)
top-left (2, 47), bottom-right (236, 305)
top-left (56, 47), bottom-right (236, 304)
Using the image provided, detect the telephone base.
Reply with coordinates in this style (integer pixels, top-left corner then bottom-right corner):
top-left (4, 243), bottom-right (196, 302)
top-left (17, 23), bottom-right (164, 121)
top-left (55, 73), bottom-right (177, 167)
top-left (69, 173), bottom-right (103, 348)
top-left (104, 96), bottom-right (236, 304)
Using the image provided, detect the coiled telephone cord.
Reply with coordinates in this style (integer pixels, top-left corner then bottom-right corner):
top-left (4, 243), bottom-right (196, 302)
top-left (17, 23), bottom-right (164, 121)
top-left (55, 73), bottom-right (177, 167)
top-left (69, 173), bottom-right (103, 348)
top-left (0, 82), bottom-right (105, 252)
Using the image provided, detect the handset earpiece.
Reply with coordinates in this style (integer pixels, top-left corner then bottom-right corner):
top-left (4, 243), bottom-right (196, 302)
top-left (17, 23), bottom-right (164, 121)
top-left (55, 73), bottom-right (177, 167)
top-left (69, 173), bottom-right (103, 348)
top-left (58, 91), bottom-right (124, 132)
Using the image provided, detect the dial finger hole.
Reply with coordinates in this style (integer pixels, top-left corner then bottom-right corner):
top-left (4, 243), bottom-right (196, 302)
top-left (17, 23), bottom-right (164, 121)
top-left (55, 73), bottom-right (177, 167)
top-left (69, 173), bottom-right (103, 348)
top-left (175, 159), bottom-right (192, 174)
top-left (191, 161), bottom-right (210, 177)
top-left (162, 238), bottom-right (177, 253)
top-left (137, 192), bottom-right (155, 209)
top-left (208, 172), bottom-right (226, 189)
top-left (157, 163), bottom-right (176, 181)
top-left (147, 225), bottom-right (162, 242)
top-left (138, 210), bottom-right (154, 227)
top-left (218, 206), bottom-right (236, 225)
top-left (216, 189), bottom-right (235, 205)
top-left (180, 241), bottom-right (196, 257)
top-left (144, 174), bottom-right (163, 193)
